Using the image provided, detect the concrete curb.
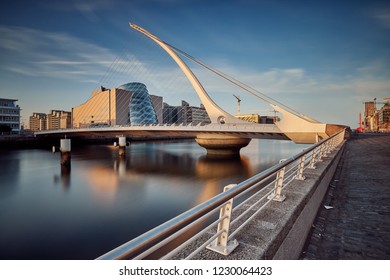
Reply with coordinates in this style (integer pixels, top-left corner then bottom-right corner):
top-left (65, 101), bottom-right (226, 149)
top-left (271, 142), bottom-right (346, 259)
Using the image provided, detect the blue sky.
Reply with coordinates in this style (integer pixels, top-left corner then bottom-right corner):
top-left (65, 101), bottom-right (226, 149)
top-left (1, 0), bottom-right (389, 128)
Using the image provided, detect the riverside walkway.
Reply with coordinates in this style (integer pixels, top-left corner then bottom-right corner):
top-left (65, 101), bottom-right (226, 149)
top-left (301, 134), bottom-right (390, 259)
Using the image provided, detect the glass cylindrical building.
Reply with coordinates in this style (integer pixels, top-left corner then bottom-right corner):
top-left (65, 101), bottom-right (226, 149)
top-left (118, 82), bottom-right (158, 125)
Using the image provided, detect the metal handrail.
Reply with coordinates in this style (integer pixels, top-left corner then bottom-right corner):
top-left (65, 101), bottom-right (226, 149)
top-left (97, 129), bottom-right (346, 260)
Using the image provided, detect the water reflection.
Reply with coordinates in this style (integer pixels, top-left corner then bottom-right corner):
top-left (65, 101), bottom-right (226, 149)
top-left (0, 139), bottom-right (308, 259)
top-left (196, 155), bottom-right (251, 179)
top-left (86, 164), bottom-right (123, 204)
top-left (62, 139), bottom-right (306, 216)
top-left (83, 143), bottom-right (254, 203)
top-left (0, 151), bottom-right (21, 198)
top-left (53, 162), bottom-right (71, 189)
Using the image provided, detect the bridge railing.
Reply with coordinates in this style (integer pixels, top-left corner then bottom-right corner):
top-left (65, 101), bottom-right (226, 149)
top-left (97, 129), bottom-right (346, 260)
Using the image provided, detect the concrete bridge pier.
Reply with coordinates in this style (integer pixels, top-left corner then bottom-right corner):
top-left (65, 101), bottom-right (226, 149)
top-left (195, 134), bottom-right (251, 158)
top-left (118, 136), bottom-right (127, 157)
top-left (60, 138), bottom-right (71, 166)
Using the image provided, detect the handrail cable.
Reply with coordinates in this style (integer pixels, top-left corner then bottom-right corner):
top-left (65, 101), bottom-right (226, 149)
top-left (167, 43), bottom-right (318, 122)
top-left (130, 23), bottom-right (316, 123)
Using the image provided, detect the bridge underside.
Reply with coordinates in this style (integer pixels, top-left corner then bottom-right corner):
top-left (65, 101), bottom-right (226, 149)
top-left (35, 123), bottom-right (348, 156)
top-left (34, 123), bottom-right (340, 143)
top-left (34, 125), bottom-right (288, 141)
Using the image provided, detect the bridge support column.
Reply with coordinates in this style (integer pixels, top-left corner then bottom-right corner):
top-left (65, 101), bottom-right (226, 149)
top-left (195, 134), bottom-right (251, 158)
top-left (118, 136), bottom-right (126, 157)
top-left (60, 138), bottom-right (71, 166)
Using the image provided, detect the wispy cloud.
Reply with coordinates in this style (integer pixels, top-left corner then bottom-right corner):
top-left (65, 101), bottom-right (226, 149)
top-left (39, 0), bottom-right (115, 21)
top-left (0, 25), bottom-right (119, 80)
top-left (373, 9), bottom-right (390, 29)
top-left (0, 25), bottom-right (193, 94)
top-left (179, 57), bottom-right (390, 126)
top-left (1, 24), bottom-right (388, 128)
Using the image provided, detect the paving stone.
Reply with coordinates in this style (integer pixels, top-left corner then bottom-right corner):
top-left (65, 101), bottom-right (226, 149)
top-left (301, 134), bottom-right (390, 260)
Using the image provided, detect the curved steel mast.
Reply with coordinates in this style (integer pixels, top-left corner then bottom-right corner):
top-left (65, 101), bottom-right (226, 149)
top-left (130, 23), bottom-right (247, 125)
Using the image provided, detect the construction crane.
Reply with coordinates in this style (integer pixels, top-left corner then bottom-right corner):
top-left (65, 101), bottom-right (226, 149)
top-left (233, 94), bottom-right (241, 115)
top-left (356, 112), bottom-right (364, 133)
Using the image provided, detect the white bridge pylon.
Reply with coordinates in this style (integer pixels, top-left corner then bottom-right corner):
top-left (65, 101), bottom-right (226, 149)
top-left (129, 23), bottom-right (330, 144)
top-left (130, 23), bottom-right (246, 126)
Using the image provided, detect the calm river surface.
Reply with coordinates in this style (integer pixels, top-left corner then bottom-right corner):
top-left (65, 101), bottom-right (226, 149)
top-left (0, 139), bottom-right (308, 259)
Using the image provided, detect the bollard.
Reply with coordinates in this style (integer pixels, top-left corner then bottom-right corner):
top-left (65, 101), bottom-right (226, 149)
top-left (118, 136), bottom-right (126, 157)
top-left (60, 139), bottom-right (71, 166)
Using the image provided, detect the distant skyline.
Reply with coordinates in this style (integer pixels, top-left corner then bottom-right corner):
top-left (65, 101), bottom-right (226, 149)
top-left (1, 0), bottom-right (389, 128)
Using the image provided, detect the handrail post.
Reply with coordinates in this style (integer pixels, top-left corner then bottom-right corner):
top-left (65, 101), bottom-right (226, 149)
top-left (337, 129), bottom-right (345, 146)
top-left (329, 138), bottom-right (335, 152)
top-left (317, 143), bottom-right (325, 162)
top-left (323, 141), bottom-right (330, 156)
top-left (308, 148), bottom-right (317, 169)
top-left (268, 159), bottom-right (286, 202)
top-left (206, 184), bottom-right (238, 256)
top-left (335, 133), bottom-right (341, 147)
top-left (324, 139), bottom-right (331, 154)
top-left (295, 154), bottom-right (306, 180)
top-left (327, 138), bottom-right (334, 153)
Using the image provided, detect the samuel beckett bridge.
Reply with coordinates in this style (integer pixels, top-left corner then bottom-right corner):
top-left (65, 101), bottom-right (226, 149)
top-left (36, 23), bottom-right (345, 156)
top-left (33, 23), bottom-right (351, 260)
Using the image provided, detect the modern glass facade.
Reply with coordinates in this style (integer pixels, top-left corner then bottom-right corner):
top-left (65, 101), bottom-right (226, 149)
top-left (118, 82), bottom-right (158, 125)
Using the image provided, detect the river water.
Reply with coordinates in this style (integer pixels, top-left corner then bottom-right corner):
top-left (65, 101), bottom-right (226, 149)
top-left (0, 139), bottom-right (308, 259)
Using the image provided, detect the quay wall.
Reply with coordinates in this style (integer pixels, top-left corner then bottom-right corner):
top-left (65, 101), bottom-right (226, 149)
top-left (271, 142), bottom-right (345, 259)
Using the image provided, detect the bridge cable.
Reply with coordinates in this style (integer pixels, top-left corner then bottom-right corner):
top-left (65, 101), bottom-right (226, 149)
top-left (166, 43), bottom-right (316, 122)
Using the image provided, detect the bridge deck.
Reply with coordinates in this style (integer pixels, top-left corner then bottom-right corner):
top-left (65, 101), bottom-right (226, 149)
top-left (34, 124), bottom-right (290, 140)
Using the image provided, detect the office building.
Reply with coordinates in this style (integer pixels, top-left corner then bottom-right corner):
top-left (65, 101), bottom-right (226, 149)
top-left (0, 98), bottom-right (21, 134)
top-left (29, 113), bottom-right (47, 131)
top-left (181, 101), bottom-right (210, 125)
top-left (163, 102), bottom-right (183, 124)
top-left (378, 98), bottom-right (390, 132)
top-left (73, 86), bottom-right (131, 128)
top-left (150, 95), bottom-right (163, 124)
top-left (47, 110), bottom-right (72, 130)
top-left (163, 100), bottom-right (210, 125)
top-left (73, 82), bottom-right (212, 128)
top-left (235, 114), bottom-right (277, 124)
top-left (29, 110), bottom-right (71, 131)
top-left (73, 83), bottom-right (159, 128)
top-left (364, 101), bottom-right (379, 132)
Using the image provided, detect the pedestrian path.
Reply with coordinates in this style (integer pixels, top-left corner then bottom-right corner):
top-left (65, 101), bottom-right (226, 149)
top-left (301, 134), bottom-right (390, 259)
